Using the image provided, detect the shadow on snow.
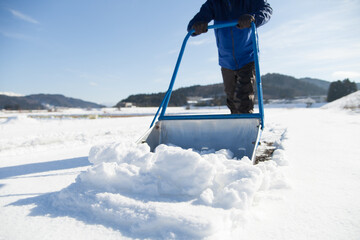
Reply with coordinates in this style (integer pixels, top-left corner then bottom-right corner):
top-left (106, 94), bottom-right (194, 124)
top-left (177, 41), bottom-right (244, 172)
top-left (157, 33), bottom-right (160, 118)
top-left (9, 191), bottom-right (191, 239)
top-left (6, 155), bottom-right (199, 239)
top-left (0, 157), bottom-right (91, 179)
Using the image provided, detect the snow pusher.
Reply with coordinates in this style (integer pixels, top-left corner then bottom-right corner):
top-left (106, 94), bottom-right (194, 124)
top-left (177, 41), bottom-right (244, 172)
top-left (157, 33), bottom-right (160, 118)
top-left (137, 22), bottom-right (265, 163)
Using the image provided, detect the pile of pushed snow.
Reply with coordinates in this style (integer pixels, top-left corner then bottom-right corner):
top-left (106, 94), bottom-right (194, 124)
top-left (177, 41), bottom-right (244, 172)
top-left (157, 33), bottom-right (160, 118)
top-left (49, 133), bottom-right (289, 238)
top-left (85, 143), bottom-right (264, 209)
top-left (322, 91), bottom-right (360, 110)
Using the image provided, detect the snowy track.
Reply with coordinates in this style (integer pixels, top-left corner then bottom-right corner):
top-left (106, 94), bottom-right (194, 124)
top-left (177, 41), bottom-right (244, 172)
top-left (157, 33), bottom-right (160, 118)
top-left (0, 107), bottom-right (359, 239)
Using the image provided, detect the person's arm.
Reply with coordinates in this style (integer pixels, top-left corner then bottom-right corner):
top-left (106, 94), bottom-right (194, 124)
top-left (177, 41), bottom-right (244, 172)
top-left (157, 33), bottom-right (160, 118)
top-left (251, 0), bottom-right (272, 27)
top-left (187, 0), bottom-right (214, 35)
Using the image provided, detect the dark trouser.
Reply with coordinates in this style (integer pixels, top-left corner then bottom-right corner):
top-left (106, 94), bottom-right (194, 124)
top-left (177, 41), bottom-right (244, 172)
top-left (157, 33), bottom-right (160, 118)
top-left (221, 62), bottom-right (255, 114)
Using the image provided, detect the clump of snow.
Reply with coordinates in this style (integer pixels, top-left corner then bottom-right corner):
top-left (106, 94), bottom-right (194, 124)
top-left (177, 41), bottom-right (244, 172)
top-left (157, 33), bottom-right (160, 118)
top-left (75, 142), bottom-right (263, 209)
top-left (49, 132), bottom-right (289, 238)
top-left (272, 149), bottom-right (288, 166)
top-left (267, 126), bottom-right (289, 166)
top-left (322, 90), bottom-right (360, 110)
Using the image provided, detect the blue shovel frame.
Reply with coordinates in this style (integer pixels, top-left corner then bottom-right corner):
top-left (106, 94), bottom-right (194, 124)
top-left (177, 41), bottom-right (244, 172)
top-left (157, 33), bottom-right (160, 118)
top-left (149, 22), bottom-right (265, 130)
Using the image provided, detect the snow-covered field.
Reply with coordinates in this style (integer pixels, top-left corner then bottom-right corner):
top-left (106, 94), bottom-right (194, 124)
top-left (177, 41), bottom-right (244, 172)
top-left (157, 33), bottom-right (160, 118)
top-left (1, 95), bottom-right (360, 239)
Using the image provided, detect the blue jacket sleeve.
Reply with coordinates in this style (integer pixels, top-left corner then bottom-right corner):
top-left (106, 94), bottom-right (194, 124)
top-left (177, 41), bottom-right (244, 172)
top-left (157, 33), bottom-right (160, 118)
top-left (252, 0), bottom-right (272, 27)
top-left (187, 0), bottom-right (215, 32)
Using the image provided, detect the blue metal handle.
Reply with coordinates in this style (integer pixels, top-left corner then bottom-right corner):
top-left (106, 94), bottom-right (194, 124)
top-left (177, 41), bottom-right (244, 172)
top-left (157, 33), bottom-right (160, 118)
top-left (150, 21), bottom-right (264, 129)
top-left (250, 23), bottom-right (265, 129)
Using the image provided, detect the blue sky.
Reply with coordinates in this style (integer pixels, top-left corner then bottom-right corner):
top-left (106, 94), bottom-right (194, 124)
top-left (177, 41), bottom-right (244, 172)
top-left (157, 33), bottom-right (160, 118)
top-left (0, 0), bottom-right (359, 105)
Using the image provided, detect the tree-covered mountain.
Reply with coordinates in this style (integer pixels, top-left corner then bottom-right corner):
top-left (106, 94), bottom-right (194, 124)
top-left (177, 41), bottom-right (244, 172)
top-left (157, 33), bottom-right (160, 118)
top-left (298, 77), bottom-right (330, 90)
top-left (26, 94), bottom-right (104, 108)
top-left (0, 95), bottom-right (44, 110)
top-left (118, 84), bottom-right (226, 107)
top-left (117, 73), bottom-right (329, 107)
top-left (0, 94), bottom-right (104, 110)
top-left (261, 73), bottom-right (328, 99)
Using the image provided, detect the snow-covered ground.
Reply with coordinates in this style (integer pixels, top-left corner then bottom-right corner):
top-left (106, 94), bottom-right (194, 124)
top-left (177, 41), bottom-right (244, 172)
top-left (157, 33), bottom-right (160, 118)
top-left (0, 98), bottom-right (359, 239)
top-left (322, 90), bottom-right (360, 111)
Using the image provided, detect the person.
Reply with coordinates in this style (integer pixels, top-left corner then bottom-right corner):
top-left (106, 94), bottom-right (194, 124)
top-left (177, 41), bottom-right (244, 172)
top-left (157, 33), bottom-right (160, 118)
top-left (188, 0), bottom-right (272, 114)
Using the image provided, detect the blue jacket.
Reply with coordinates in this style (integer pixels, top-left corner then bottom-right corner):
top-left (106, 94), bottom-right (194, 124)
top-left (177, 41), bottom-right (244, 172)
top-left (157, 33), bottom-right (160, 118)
top-left (187, 0), bottom-right (272, 70)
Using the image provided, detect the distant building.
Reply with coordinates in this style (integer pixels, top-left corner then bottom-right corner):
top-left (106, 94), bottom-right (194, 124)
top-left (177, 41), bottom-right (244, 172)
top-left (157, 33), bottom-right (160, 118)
top-left (118, 102), bottom-right (134, 108)
top-left (186, 97), bottom-right (214, 106)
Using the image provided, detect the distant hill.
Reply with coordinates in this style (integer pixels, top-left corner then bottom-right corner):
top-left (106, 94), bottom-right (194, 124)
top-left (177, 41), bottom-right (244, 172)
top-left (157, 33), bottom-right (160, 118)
top-left (118, 84), bottom-right (226, 107)
top-left (0, 94), bottom-right (104, 110)
top-left (298, 77), bottom-right (330, 90)
top-left (322, 90), bottom-right (360, 110)
top-left (261, 73), bottom-right (328, 99)
top-left (117, 73), bottom-right (329, 107)
top-left (0, 95), bottom-right (44, 110)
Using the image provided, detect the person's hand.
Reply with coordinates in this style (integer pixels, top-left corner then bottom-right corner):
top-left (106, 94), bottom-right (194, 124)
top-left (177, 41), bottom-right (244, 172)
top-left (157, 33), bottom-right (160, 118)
top-left (192, 22), bottom-right (208, 36)
top-left (237, 14), bottom-right (255, 29)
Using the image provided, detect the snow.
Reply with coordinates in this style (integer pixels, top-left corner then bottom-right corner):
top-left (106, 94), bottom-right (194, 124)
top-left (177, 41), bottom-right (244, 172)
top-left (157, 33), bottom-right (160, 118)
top-left (1, 104), bottom-right (360, 239)
top-left (322, 90), bottom-right (360, 111)
top-left (45, 141), bottom-right (287, 238)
